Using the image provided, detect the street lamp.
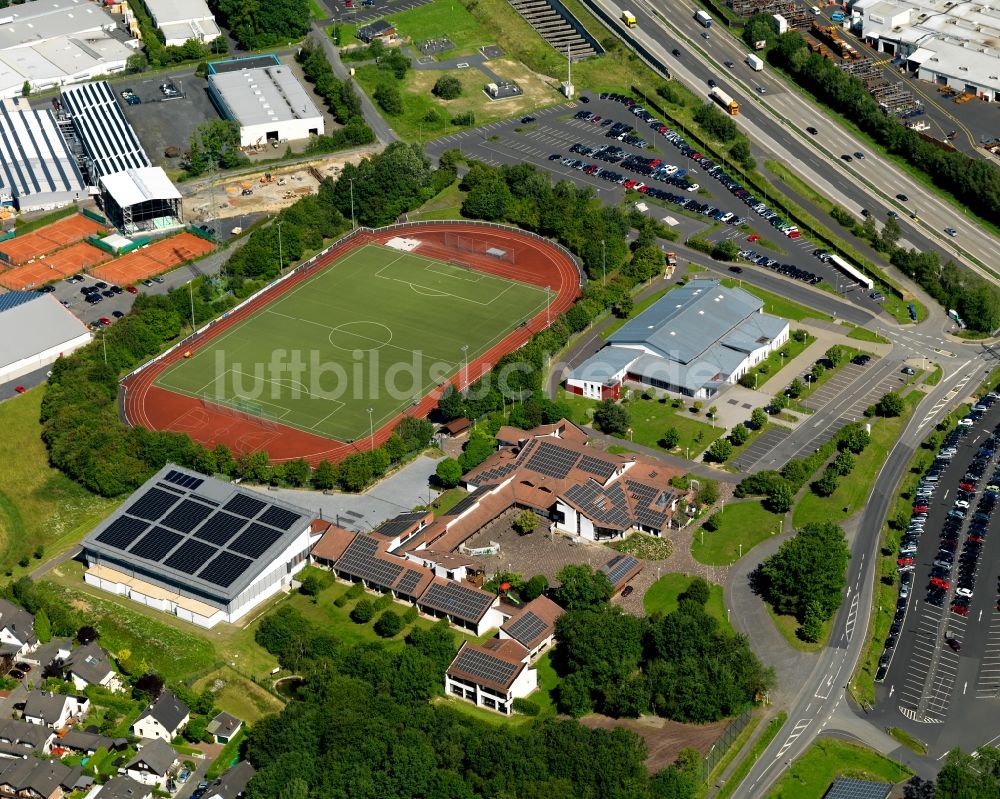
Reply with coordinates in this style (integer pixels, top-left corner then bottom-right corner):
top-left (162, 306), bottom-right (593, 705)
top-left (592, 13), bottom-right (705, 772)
top-left (366, 407), bottom-right (374, 451)
top-left (349, 177), bottom-right (356, 229)
top-left (276, 220), bottom-right (284, 274)
top-left (545, 285), bottom-right (551, 326)
top-left (461, 344), bottom-right (469, 390)
top-left (601, 239), bottom-right (606, 286)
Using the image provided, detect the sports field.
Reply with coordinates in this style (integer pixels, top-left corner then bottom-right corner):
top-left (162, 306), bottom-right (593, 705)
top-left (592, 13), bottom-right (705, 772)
top-left (155, 243), bottom-right (549, 442)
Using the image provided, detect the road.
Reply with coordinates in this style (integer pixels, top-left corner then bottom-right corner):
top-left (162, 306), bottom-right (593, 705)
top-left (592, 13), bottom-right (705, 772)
top-left (587, 0), bottom-right (999, 284)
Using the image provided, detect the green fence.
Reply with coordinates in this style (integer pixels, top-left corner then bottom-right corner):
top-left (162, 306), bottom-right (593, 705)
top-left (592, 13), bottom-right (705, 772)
top-left (87, 235), bottom-right (118, 254)
top-left (703, 707), bottom-right (754, 780)
top-left (186, 224), bottom-right (217, 243)
top-left (83, 209), bottom-right (107, 225)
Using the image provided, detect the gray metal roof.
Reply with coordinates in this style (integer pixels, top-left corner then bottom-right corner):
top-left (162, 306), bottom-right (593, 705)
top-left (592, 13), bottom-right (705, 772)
top-left (0, 293), bottom-right (91, 370)
top-left (96, 776), bottom-right (151, 799)
top-left (23, 691), bottom-right (69, 725)
top-left (208, 65), bottom-right (323, 128)
top-left (0, 0), bottom-right (115, 49)
top-left (60, 81), bottom-right (150, 181)
top-left (609, 279), bottom-right (763, 363)
top-left (0, 102), bottom-right (85, 204)
top-left (126, 738), bottom-right (177, 776)
top-left (568, 346), bottom-right (640, 383)
top-left (66, 641), bottom-right (113, 686)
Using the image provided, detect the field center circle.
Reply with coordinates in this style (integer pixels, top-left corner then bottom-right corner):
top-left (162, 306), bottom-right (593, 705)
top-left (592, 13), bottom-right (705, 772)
top-left (328, 320), bottom-right (393, 351)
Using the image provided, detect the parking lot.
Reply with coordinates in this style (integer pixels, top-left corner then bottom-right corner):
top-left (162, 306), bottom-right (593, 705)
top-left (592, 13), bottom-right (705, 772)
top-left (120, 78), bottom-right (222, 168)
top-left (730, 425), bottom-right (790, 472)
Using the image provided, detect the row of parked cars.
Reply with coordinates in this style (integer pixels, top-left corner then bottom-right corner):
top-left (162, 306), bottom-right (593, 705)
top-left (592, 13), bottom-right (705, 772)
top-left (738, 249), bottom-right (823, 285)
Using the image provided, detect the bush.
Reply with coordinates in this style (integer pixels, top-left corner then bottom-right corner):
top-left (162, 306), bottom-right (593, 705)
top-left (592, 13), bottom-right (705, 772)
top-left (875, 391), bottom-right (904, 418)
top-left (594, 399), bottom-right (630, 435)
top-left (432, 75), bottom-right (462, 99)
top-left (703, 512), bottom-right (721, 532)
top-left (374, 610), bottom-right (404, 638)
top-left (298, 574), bottom-right (323, 596)
top-left (346, 582), bottom-right (365, 600)
top-left (811, 468), bottom-right (839, 497)
top-left (513, 697), bottom-right (541, 716)
top-left (729, 423), bottom-right (749, 446)
top-left (374, 83), bottom-right (403, 116)
top-left (705, 438), bottom-right (733, 463)
top-left (350, 598), bottom-right (375, 623)
top-left (333, 594), bottom-right (349, 608)
top-left (659, 427), bottom-right (681, 449)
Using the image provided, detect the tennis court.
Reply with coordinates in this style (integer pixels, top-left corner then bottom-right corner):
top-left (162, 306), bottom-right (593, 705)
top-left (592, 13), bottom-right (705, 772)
top-left (0, 215), bottom-right (105, 265)
top-left (92, 232), bottom-right (215, 284)
top-left (0, 241), bottom-right (110, 289)
top-left (154, 242), bottom-right (549, 442)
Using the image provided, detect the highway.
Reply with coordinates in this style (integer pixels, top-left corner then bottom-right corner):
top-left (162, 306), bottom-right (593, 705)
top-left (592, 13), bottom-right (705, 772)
top-left (587, 0), bottom-right (999, 283)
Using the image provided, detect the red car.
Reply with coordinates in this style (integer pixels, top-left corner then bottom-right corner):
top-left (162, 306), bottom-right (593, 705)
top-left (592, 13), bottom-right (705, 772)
top-left (126, 285), bottom-right (138, 294)
top-left (788, 231), bottom-right (801, 239)
top-left (98, 317), bottom-right (112, 326)
top-left (897, 557), bottom-right (914, 566)
top-left (968, 533), bottom-right (984, 544)
top-left (960, 481), bottom-right (975, 492)
top-left (747, 234), bottom-right (761, 242)
top-left (913, 503), bottom-right (928, 513)
top-left (951, 604), bottom-right (969, 617)
top-left (14, 386), bottom-right (26, 394)
top-left (930, 577), bottom-right (950, 589)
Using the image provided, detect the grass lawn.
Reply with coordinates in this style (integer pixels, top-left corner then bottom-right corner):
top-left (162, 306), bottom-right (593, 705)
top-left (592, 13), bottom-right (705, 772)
top-left (192, 666), bottom-right (284, 723)
top-left (766, 604), bottom-right (832, 653)
top-left (846, 325), bottom-right (890, 344)
top-left (207, 730), bottom-right (246, 779)
top-left (602, 286), bottom-right (673, 339)
top-left (156, 242), bottom-right (547, 442)
top-left (887, 726), bottom-right (927, 755)
top-left (767, 738), bottom-right (910, 799)
top-left (381, 0), bottom-right (493, 53)
top-left (716, 712), bottom-right (787, 799)
top-left (625, 395), bottom-right (726, 457)
top-left (430, 487), bottom-right (467, 517)
top-left (793, 392), bottom-right (920, 528)
top-left (408, 180), bottom-right (468, 221)
top-left (742, 332), bottom-right (815, 390)
top-left (532, 649), bottom-right (559, 717)
top-left (925, 364), bottom-right (942, 386)
top-left (307, 0), bottom-right (325, 18)
top-left (691, 501), bottom-right (783, 566)
top-left (719, 278), bottom-right (832, 322)
top-left (0, 391), bottom-right (120, 576)
top-left (642, 573), bottom-right (734, 633)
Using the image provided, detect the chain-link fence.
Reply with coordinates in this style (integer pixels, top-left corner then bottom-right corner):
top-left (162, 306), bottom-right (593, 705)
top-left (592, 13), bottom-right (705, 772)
top-left (703, 707), bottom-right (754, 780)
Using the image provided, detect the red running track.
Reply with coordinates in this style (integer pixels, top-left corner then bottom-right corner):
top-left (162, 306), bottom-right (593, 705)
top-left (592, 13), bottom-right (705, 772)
top-left (121, 222), bottom-right (582, 465)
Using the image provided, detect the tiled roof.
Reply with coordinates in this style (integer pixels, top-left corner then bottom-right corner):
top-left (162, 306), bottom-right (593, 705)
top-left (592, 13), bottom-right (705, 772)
top-left (500, 595), bottom-right (563, 650)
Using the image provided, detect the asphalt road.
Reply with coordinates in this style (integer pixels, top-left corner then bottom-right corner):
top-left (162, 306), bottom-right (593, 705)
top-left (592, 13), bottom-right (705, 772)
top-left (588, 0), bottom-right (1000, 287)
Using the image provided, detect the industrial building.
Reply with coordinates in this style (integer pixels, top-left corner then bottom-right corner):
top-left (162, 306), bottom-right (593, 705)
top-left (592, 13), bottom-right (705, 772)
top-left (140, 0), bottom-right (221, 46)
top-left (0, 99), bottom-right (86, 212)
top-left (0, 292), bottom-right (92, 384)
top-left (0, 0), bottom-right (132, 100)
top-left (207, 57), bottom-right (324, 147)
top-left (851, 0), bottom-right (1000, 100)
top-left (565, 279), bottom-right (789, 400)
top-left (99, 168), bottom-right (183, 232)
top-left (81, 465), bottom-right (317, 628)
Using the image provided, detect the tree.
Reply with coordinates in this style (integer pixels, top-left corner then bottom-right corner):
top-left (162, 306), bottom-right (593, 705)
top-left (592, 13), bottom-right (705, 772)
top-left (432, 75), bottom-right (462, 99)
top-left (811, 468), bottom-right (838, 497)
top-left (594, 399), bottom-right (630, 436)
top-left (437, 384), bottom-right (464, 421)
top-left (522, 574), bottom-right (549, 601)
top-left (729, 423), bottom-right (749, 446)
top-left (729, 139), bottom-right (755, 169)
top-left (350, 598), bottom-right (375, 624)
top-left (77, 625), bottom-right (99, 644)
top-left (810, 361), bottom-right (825, 381)
top-left (183, 716), bottom-right (210, 743)
top-left (461, 170), bottom-right (512, 221)
top-left (298, 574), bottom-right (323, 596)
top-left (311, 460), bottom-right (337, 490)
top-left (837, 422), bottom-right (870, 454)
top-left (34, 608), bottom-right (51, 643)
top-left (554, 565), bottom-right (614, 611)
top-left (706, 438), bottom-right (733, 463)
top-left (20, 80), bottom-right (30, 98)
top-left (696, 480), bottom-right (720, 506)
top-left (825, 345), bottom-right (849, 368)
top-left (435, 458), bottom-right (462, 488)
top-left (881, 214), bottom-right (902, 249)
top-left (750, 407), bottom-right (768, 430)
top-left (374, 610), bottom-right (403, 638)
top-left (742, 12), bottom-right (778, 48)
top-left (764, 479), bottom-right (793, 514)
top-left (614, 295), bottom-right (634, 319)
top-left (125, 52), bottom-right (148, 74)
top-left (786, 378), bottom-right (806, 399)
top-left (711, 239), bottom-right (740, 261)
top-left (832, 450), bottom-right (855, 476)
top-left (660, 427), bottom-right (681, 449)
top-left (679, 577), bottom-right (710, 606)
top-left (513, 510), bottom-right (539, 535)
top-left (875, 391), bottom-right (904, 417)
top-left (283, 458), bottom-right (310, 487)
top-left (374, 83), bottom-right (403, 116)
top-left (133, 672), bottom-right (164, 701)
top-left (799, 599), bottom-right (824, 642)
top-left (760, 521), bottom-right (850, 621)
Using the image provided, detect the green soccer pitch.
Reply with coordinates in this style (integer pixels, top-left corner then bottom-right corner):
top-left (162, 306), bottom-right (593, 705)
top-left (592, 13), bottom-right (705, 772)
top-left (155, 243), bottom-right (550, 442)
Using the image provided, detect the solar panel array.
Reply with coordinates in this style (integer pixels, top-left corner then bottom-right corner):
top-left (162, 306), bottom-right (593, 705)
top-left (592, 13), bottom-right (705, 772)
top-left (601, 555), bottom-right (640, 587)
top-left (374, 511), bottom-right (427, 540)
top-left (421, 581), bottom-right (493, 622)
top-left (445, 487), bottom-right (489, 518)
top-left (525, 441), bottom-right (579, 479)
top-left (451, 646), bottom-right (519, 688)
top-left (336, 536), bottom-right (404, 588)
top-left (504, 611), bottom-right (548, 647)
top-left (577, 455), bottom-right (617, 481)
top-left (823, 779), bottom-right (891, 799)
top-left (563, 483), bottom-right (632, 529)
top-left (86, 466), bottom-right (305, 595)
top-left (469, 460), bottom-right (518, 484)
top-left (396, 568), bottom-right (424, 597)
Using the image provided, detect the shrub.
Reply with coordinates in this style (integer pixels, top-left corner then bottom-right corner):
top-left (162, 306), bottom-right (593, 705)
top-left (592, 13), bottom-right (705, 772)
top-left (706, 438), bottom-right (733, 463)
top-left (350, 598), bottom-right (375, 623)
top-left (374, 610), bottom-right (403, 638)
top-left (333, 594), bottom-right (349, 608)
top-left (703, 512), bottom-right (721, 532)
top-left (432, 75), bottom-right (462, 99)
top-left (513, 697), bottom-right (541, 715)
top-left (346, 582), bottom-right (365, 599)
top-left (729, 423), bottom-right (749, 446)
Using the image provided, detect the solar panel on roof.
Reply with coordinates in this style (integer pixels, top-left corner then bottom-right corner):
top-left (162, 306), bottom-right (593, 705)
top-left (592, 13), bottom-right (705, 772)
top-left (199, 551), bottom-right (254, 588)
top-left (223, 494), bottom-right (266, 518)
top-left (451, 646), bottom-right (518, 687)
top-left (577, 455), bottom-right (617, 480)
top-left (161, 499), bottom-right (213, 534)
top-left (130, 527), bottom-right (183, 562)
top-left (164, 469), bottom-right (205, 491)
top-left (601, 555), bottom-right (640, 586)
top-left (127, 487), bottom-right (181, 521)
top-left (228, 523), bottom-right (282, 559)
top-left (823, 778), bottom-right (891, 799)
top-left (421, 581), bottom-right (493, 622)
top-left (257, 506), bottom-right (301, 531)
top-left (95, 516), bottom-right (150, 550)
top-left (194, 512), bottom-right (246, 546)
top-left (163, 539), bottom-right (217, 575)
top-left (525, 441), bottom-right (579, 479)
top-left (444, 488), bottom-right (487, 518)
top-left (396, 569), bottom-right (423, 596)
top-left (504, 611), bottom-right (548, 647)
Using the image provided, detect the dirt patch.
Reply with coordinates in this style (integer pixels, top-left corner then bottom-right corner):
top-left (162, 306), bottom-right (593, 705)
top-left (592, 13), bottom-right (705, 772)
top-left (181, 146), bottom-right (382, 222)
top-left (580, 713), bottom-right (729, 772)
top-left (69, 597), bottom-right (91, 612)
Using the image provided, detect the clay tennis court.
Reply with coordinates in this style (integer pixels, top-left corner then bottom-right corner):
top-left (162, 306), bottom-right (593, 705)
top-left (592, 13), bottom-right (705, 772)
top-left (0, 241), bottom-right (110, 290)
top-left (0, 215), bottom-right (105, 265)
top-left (92, 233), bottom-right (215, 285)
top-left (122, 222), bottom-right (582, 464)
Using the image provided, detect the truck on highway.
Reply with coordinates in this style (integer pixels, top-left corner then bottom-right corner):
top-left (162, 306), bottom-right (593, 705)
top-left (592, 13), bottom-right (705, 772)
top-left (745, 53), bottom-right (764, 71)
top-left (709, 86), bottom-right (740, 115)
top-left (621, 9), bottom-right (636, 26)
top-left (695, 9), bottom-right (712, 26)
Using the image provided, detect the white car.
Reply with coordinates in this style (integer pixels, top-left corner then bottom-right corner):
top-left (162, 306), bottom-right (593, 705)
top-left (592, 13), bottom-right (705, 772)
top-left (686, 183), bottom-right (700, 191)
top-left (955, 500), bottom-right (970, 509)
top-left (958, 418), bottom-right (975, 427)
top-left (955, 587), bottom-right (974, 598)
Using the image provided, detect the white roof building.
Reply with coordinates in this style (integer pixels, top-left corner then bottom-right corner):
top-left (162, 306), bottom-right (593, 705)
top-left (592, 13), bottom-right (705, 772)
top-left (0, 292), bottom-right (92, 383)
top-left (141, 0), bottom-right (221, 46)
top-left (99, 167), bottom-right (183, 230)
top-left (208, 62), bottom-right (325, 147)
top-left (0, 99), bottom-right (85, 212)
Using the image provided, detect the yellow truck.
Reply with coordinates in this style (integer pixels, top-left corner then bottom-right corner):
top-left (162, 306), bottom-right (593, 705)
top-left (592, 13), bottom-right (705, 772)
top-left (621, 9), bottom-right (636, 26)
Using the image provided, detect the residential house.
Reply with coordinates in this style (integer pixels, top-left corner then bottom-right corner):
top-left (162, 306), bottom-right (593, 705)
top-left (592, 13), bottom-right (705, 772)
top-left (66, 642), bottom-right (121, 693)
top-left (0, 598), bottom-right (36, 659)
top-left (22, 691), bottom-right (89, 730)
top-left (203, 761), bottom-right (255, 799)
top-left (445, 639), bottom-right (536, 715)
top-left (0, 756), bottom-right (79, 799)
top-left (205, 712), bottom-right (242, 744)
top-left (131, 690), bottom-right (189, 742)
top-left (498, 595), bottom-right (564, 660)
top-left (122, 739), bottom-right (177, 789)
top-left (89, 776), bottom-right (151, 799)
top-left (56, 729), bottom-right (120, 757)
top-left (23, 638), bottom-right (71, 671)
top-left (0, 718), bottom-right (55, 758)
top-left (598, 554), bottom-right (643, 595)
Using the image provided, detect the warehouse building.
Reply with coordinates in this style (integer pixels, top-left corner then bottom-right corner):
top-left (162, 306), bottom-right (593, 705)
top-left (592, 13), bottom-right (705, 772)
top-left (60, 81), bottom-right (150, 183)
top-left (0, 0), bottom-right (132, 99)
top-left (141, 0), bottom-right (221, 46)
top-left (851, 0), bottom-right (1000, 100)
top-left (207, 58), bottom-right (324, 147)
top-left (0, 292), bottom-right (92, 384)
top-left (565, 279), bottom-right (788, 400)
top-left (81, 465), bottom-right (317, 628)
top-left (99, 168), bottom-right (183, 232)
top-left (0, 99), bottom-right (85, 212)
